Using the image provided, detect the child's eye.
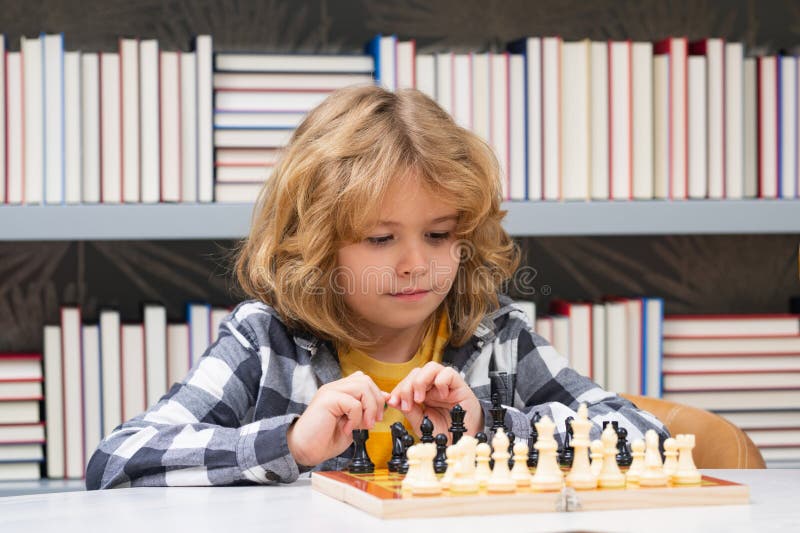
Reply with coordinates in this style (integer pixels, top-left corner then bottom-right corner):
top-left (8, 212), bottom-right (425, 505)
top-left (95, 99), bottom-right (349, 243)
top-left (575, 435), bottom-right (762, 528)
top-left (428, 232), bottom-right (451, 241)
top-left (367, 235), bottom-right (393, 246)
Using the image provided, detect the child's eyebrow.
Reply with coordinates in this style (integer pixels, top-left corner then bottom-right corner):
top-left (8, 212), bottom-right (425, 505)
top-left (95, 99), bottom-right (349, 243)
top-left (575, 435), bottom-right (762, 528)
top-left (377, 215), bottom-right (458, 227)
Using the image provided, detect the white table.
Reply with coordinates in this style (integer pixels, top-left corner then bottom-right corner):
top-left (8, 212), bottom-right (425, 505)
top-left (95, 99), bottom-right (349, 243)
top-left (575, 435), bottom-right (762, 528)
top-left (1, 470), bottom-right (798, 533)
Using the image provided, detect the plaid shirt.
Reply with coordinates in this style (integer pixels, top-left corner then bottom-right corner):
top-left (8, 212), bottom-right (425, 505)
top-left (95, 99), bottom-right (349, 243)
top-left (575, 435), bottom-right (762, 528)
top-left (86, 295), bottom-right (668, 489)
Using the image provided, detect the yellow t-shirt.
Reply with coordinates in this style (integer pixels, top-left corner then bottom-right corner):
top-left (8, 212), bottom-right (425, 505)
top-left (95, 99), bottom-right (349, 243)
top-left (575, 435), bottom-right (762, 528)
top-left (337, 310), bottom-right (451, 469)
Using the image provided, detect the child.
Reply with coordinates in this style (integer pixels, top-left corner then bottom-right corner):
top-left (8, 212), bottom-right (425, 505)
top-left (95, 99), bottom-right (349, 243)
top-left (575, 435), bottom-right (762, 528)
top-left (86, 85), bottom-right (668, 489)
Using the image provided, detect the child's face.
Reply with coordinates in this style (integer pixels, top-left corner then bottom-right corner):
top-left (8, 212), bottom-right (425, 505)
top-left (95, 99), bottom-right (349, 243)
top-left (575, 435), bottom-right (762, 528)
top-left (336, 178), bottom-right (460, 338)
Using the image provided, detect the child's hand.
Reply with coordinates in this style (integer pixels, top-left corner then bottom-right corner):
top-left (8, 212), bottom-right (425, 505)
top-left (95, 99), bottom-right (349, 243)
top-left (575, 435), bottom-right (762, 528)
top-left (286, 371), bottom-right (389, 467)
top-left (387, 362), bottom-right (484, 441)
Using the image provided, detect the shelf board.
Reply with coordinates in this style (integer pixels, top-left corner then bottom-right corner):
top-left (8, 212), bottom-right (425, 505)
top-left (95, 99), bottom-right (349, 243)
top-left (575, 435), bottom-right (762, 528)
top-left (0, 200), bottom-right (798, 240)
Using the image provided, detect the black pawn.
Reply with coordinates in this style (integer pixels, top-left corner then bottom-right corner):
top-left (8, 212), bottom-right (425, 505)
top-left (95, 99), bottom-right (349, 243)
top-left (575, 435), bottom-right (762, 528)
top-left (420, 415), bottom-right (435, 444)
top-left (559, 416), bottom-right (575, 467)
top-left (507, 431), bottom-right (516, 469)
top-left (616, 426), bottom-right (632, 467)
top-left (475, 432), bottom-right (488, 444)
top-left (387, 422), bottom-right (406, 473)
top-left (398, 433), bottom-right (414, 474)
top-left (527, 412), bottom-right (541, 468)
top-left (433, 433), bottom-right (448, 474)
top-left (449, 404), bottom-right (467, 445)
top-left (349, 429), bottom-right (374, 474)
top-left (489, 392), bottom-right (507, 433)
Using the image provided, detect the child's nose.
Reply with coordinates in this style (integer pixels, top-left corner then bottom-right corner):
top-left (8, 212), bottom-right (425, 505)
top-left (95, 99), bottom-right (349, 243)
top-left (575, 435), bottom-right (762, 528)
top-left (397, 243), bottom-right (429, 277)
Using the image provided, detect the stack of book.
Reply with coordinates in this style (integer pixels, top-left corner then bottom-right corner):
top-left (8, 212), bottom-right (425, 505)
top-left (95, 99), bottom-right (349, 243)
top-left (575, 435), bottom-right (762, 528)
top-left (661, 314), bottom-right (800, 468)
top-left (0, 353), bottom-right (45, 480)
top-left (212, 52), bottom-right (374, 203)
top-left (43, 302), bottom-right (230, 479)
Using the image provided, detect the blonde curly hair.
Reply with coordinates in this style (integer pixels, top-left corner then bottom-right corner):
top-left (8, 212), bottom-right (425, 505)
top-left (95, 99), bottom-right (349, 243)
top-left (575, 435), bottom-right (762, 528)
top-left (235, 84), bottom-right (519, 350)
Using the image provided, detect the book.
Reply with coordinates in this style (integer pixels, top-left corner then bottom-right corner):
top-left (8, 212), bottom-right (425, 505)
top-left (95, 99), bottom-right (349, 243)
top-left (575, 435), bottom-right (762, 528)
top-left (490, 53), bottom-right (510, 199)
top-left (214, 52), bottom-right (373, 74)
top-left (213, 72), bottom-right (373, 91)
top-left (452, 54), bottom-right (472, 130)
top-left (725, 43), bottom-right (745, 199)
top-left (757, 56), bottom-right (778, 198)
top-left (435, 52), bottom-right (453, 114)
top-left (81, 53), bottom-right (101, 203)
top-left (64, 51), bottom-right (82, 204)
top-left (690, 39), bottom-right (725, 199)
top-left (654, 37), bottom-right (688, 200)
top-left (743, 57), bottom-right (758, 198)
top-left (0, 381), bottom-right (43, 400)
top-left (99, 310), bottom-right (121, 436)
top-left (642, 298), bottom-right (664, 398)
top-left (609, 40), bottom-right (632, 201)
top-left (779, 55), bottom-right (797, 198)
top-left (215, 90), bottom-right (330, 112)
top-left (508, 54), bottom-right (526, 201)
top-left (181, 51), bottom-right (198, 203)
top-left (61, 307), bottom-right (84, 479)
top-left (6, 52), bottom-right (23, 204)
top-left (187, 303), bottom-right (211, 367)
top-left (687, 54), bottom-right (708, 199)
top-left (367, 34), bottom-right (397, 91)
top-left (215, 148), bottom-right (282, 166)
top-left (604, 300), bottom-right (628, 394)
top-left (631, 41), bottom-right (654, 200)
top-left (121, 38), bottom-right (141, 203)
top-left (214, 111), bottom-right (306, 129)
top-left (414, 53), bottom-right (435, 100)
top-left (43, 33), bottom-right (64, 205)
top-left (0, 401), bottom-right (40, 424)
top-left (0, 443), bottom-right (44, 461)
top-left (591, 303), bottom-right (607, 388)
top-left (542, 37), bottom-right (561, 201)
top-left (166, 323), bottom-right (190, 386)
top-left (662, 354), bottom-right (800, 373)
top-left (396, 40), bottom-right (415, 90)
top-left (22, 35), bottom-right (44, 204)
top-left (160, 50), bottom-right (181, 203)
top-left (43, 325), bottom-right (64, 478)
top-left (213, 129), bottom-right (293, 148)
top-left (719, 410), bottom-right (800, 430)
top-left (0, 461), bottom-right (42, 481)
top-left (664, 371), bottom-right (800, 391)
top-left (652, 52), bottom-right (669, 199)
top-left (551, 316), bottom-right (570, 366)
top-left (0, 35), bottom-right (4, 204)
top-left (196, 35), bottom-right (214, 203)
top-left (662, 389), bottom-right (800, 411)
top-left (663, 315), bottom-right (800, 337)
top-left (81, 325), bottom-right (102, 471)
top-left (550, 300), bottom-right (592, 378)
top-left (561, 40), bottom-right (590, 201)
top-left (121, 324), bottom-right (146, 421)
top-left (0, 423), bottom-right (46, 444)
top-left (144, 305), bottom-right (168, 406)
top-left (471, 52), bottom-right (490, 144)
top-left (100, 52), bottom-right (122, 203)
top-left (215, 166), bottom-right (270, 183)
top-left (139, 39), bottom-right (160, 204)
top-left (213, 182), bottom-right (263, 203)
top-left (0, 354), bottom-right (43, 380)
top-left (663, 336), bottom-right (800, 355)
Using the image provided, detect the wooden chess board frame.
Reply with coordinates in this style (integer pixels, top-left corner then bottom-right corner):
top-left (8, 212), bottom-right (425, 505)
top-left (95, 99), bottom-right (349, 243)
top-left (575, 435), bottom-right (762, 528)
top-left (311, 469), bottom-right (750, 519)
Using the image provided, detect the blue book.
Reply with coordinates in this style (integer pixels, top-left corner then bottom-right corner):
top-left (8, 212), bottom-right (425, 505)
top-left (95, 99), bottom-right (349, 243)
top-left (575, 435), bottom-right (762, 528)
top-left (366, 34), bottom-right (397, 91)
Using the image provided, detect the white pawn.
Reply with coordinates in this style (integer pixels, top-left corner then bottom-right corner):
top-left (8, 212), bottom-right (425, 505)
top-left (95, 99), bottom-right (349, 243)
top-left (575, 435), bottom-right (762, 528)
top-left (411, 443), bottom-right (442, 495)
top-left (510, 441), bottom-right (533, 486)
top-left (673, 434), bottom-right (702, 485)
top-left (625, 439), bottom-right (646, 484)
top-left (662, 437), bottom-right (679, 481)
top-left (401, 445), bottom-right (421, 492)
top-left (487, 428), bottom-right (516, 492)
top-left (529, 415), bottom-right (563, 491)
top-left (439, 445), bottom-right (459, 490)
top-left (590, 440), bottom-right (604, 477)
top-left (639, 429), bottom-right (668, 487)
top-left (598, 423), bottom-right (625, 488)
top-left (451, 436), bottom-right (480, 494)
top-left (565, 404), bottom-right (597, 490)
top-left (475, 442), bottom-right (492, 487)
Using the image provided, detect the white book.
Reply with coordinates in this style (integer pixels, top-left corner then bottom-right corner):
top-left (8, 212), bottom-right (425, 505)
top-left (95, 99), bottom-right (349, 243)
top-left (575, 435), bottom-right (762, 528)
top-left (662, 354), bottom-right (800, 373)
top-left (509, 54), bottom-right (526, 201)
top-left (490, 53), bottom-right (510, 200)
top-left (0, 424), bottom-right (46, 443)
top-left (631, 42), bottom-right (653, 200)
top-left (561, 41), bottom-right (590, 201)
top-left (703, 39), bottom-right (725, 199)
top-left (100, 53), bottom-right (121, 203)
top-left (688, 55), bottom-right (708, 199)
top-left (758, 56), bottom-right (778, 198)
top-left (144, 305), bottom-right (168, 406)
top-left (662, 389), bottom-right (800, 411)
top-left (642, 298), bottom-right (664, 398)
top-left (779, 56), bottom-right (797, 198)
top-left (605, 301), bottom-right (628, 394)
top-left (210, 308), bottom-right (229, 344)
top-left (453, 54), bottom-right (472, 130)
top-left (81, 325), bottom-right (102, 471)
top-left (215, 90), bottom-right (330, 113)
top-left (471, 52), bottom-right (490, 144)
top-left (743, 57), bottom-right (758, 198)
top-left (64, 52), bottom-right (82, 204)
top-left (0, 381), bottom-right (43, 399)
top-left (522, 38), bottom-right (543, 201)
top-left (663, 336), bottom-right (800, 355)
top-left (120, 38), bottom-right (140, 203)
top-left (188, 303), bottom-right (211, 367)
top-left (60, 308), bottom-right (84, 480)
top-left (213, 129), bottom-right (293, 148)
top-left (664, 38), bottom-right (688, 199)
top-left (653, 54), bottom-right (670, 199)
top-left (415, 54), bottom-right (436, 100)
top-left (214, 111), bottom-right (305, 129)
top-left (81, 53), bottom-right (101, 203)
top-left (99, 310), bottom-right (121, 435)
top-left (0, 462), bottom-right (41, 481)
top-left (213, 182), bottom-right (263, 203)
top-left (43, 34), bottom-right (64, 205)
top-left (121, 324), bottom-right (146, 420)
top-left (196, 35), bottom-right (214, 203)
top-left (396, 40), bottom-right (415, 90)
top-left (663, 315), bottom-right (800, 337)
top-left (216, 148), bottom-right (282, 166)
top-left (590, 41), bottom-right (609, 201)
top-left (665, 372), bottom-right (800, 392)
top-left (542, 37), bottom-right (561, 201)
top-left (180, 52), bottom-right (197, 203)
top-left (551, 316), bottom-right (570, 365)
top-left (215, 53), bottom-right (373, 73)
top-left (140, 39), bottom-right (160, 204)
top-left (160, 51), bottom-right (181, 202)
top-left (0, 401), bottom-right (39, 424)
top-left (375, 35), bottom-right (396, 91)
top-left (435, 52), bottom-right (453, 114)
top-left (43, 325), bottom-right (64, 479)
top-left (215, 166), bottom-right (270, 183)
top-left (0, 35), bottom-right (4, 204)
top-left (0, 443), bottom-right (44, 461)
top-left (511, 300), bottom-right (537, 327)
top-left (609, 41), bottom-right (631, 201)
top-left (535, 317), bottom-right (554, 346)
top-left (719, 410), bottom-right (800, 430)
top-left (552, 301), bottom-right (592, 378)
top-left (725, 43), bottom-right (745, 199)
top-left (6, 52), bottom-right (23, 204)
top-left (591, 304), bottom-right (607, 389)
top-left (213, 72), bottom-right (373, 91)
top-left (167, 324), bottom-right (190, 386)
top-left (22, 35), bottom-right (44, 204)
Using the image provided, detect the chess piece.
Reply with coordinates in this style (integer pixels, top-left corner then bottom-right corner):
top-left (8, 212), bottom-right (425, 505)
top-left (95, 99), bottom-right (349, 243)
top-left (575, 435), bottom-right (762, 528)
top-left (616, 426), bottom-right (632, 467)
top-left (510, 441), bottom-right (532, 486)
top-left (527, 412), bottom-right (541, 467)
top-left (449, 404), bottom-right (467, 445)
top-left (439, 444), bottom-right (460, 490)
top-left (565, 404), bottom-right (597, 490)
top-left (507, 431), bottom-right (516, 468)
top-left (625, 439), bottom-right (646, 484)
top-left (398, 433), bottom-right (414, 474)
top-left (420, 415), bottom-right (435, 444)
top-left (451, 435), bottom-right (480, 493)
top-left (475, 442), bottom-right (492, 487)
top-left (559, 416), bottom-right (575, 467)
top-left (597, 424), bottom-right (625, 488)
top-left (411, 443), bottom-right (442, 495)
top-left (387, 422), bottom-right (406, 472)
top-left (590, 440), bottom-right (604, 477)
top-left (673, 434), bottom-right (701, 485)
top-left (662, 437), bottom-right (679, 481)
top-left (433, 433), bottom-right (448, 474)
top-left (349, 429), bottom-right (374, 473)
top-left (401, 445), bottom-right (421, 492)
top-left (638, 429), bottom-right (668, 487)
top-left (487, 428), bottom-right (516, 492)
top-left (476, 432), bottom-right (488, 444)
top-left (529, 415), bottom-right (563, 491)
top-left (489, 392), bottom-right (507, 433)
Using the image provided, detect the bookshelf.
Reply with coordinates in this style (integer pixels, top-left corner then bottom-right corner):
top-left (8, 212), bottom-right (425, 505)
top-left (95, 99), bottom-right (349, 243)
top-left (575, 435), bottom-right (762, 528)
top-left (0, 199), bottom-right (798, 241)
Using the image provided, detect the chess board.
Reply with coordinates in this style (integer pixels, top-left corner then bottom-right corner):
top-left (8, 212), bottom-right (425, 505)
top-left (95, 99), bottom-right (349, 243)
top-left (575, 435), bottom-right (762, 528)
top-left (311, 469), bottom-right (750, 519)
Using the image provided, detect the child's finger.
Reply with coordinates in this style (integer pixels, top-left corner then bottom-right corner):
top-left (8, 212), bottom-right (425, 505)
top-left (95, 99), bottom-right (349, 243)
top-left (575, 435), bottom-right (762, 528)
top-left (389, 368), bottom-right (420, 411)
top-left (432, 366), bottom-right (462, 399)
top-left (411, 362), bottom-right (444, 403)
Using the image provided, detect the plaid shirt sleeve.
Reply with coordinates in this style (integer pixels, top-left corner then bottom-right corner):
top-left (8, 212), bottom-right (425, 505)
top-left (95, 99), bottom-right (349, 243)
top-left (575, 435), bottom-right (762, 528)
top-left (85, 309), bottom-right (302, 489)
top-left (495, 324), bottom-right (670, 447)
